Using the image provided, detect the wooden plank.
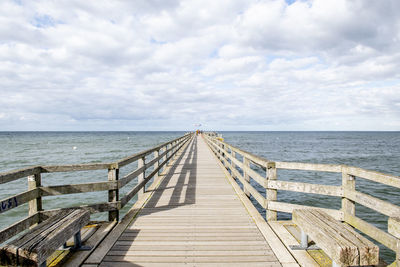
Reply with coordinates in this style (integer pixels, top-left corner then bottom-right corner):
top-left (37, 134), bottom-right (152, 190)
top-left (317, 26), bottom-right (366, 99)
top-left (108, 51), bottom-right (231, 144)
top-left (276, 162), bottom-right (342, 173)
top-left (344, 213), bottom-right (398, 251)
top-left (0, 188), bottom-right (39, 214)
top-left (266, 162), bottom-right (277, 221)
top-left (40, 202), bottom-right (119, 217)
top-left (40, 181), bottom-right (117, 196)
top-left (41, 163), bottom-right (111, 173)
top-left (108, 168), bottom-right (119, 221)
top-left (102, 255), bottom-right (278, 262)
top-left (345, 190), bottom-right (400, 217)
top-left (347, 166), bottom-right (400, 189)
top-left (206, 138), bottom-right (298, 266)
top-left (118, 165), bottom-right (145, 188)
top-left (0, 166), bottom-right (41, 184)
top-left (64, 221), bottom-right (117, 267)
top-left (389, 217), bottom-right (400, 239)
top-left (268, 201), bottom-right (344, 221)
top-left (342, 168), bottom-right (356, 216)
top-left (267, 180), bottom-right (343, 197)
top-left (100, 262), bottom-right (281, 267)
top-left (0, 213), bottom-right (40, 244)
top-left (269, 221), bottom-right (319, 267)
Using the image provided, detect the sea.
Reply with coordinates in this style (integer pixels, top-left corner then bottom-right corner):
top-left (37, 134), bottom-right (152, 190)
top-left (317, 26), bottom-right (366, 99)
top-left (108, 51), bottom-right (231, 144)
top-left (1, 131), bottom-right (399, 262)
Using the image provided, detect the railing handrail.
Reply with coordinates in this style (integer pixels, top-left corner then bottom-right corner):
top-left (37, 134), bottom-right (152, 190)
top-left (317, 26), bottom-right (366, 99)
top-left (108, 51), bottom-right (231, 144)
top-left (0, 133), bottom-right (193, 182)
top-left (203, 132), bottom-right (400, 188)
top-left (0, 133), bottom-right (194, 243)
top-left (203, 132), bottom-right (400, 264)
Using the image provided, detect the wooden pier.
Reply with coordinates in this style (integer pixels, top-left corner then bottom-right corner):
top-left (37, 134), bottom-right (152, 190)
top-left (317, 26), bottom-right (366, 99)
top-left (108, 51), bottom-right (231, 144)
top-left (1, 132), bottom-right (399, 266)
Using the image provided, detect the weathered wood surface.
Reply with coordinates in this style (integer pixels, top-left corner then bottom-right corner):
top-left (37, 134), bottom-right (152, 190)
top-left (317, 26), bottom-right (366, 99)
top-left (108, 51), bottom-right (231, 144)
top-left (345, 213), bottom-right (398, 251)
top-left (267, 180), bottom-right (343, 197)
top-left (92, 136), bottom-right (282, 266)
top-left (40, 181), bottom-right (118, 196)
top-left (0, 209), bottom-right (90, 266)
top-left (0, 213), bottom-right (40, 244)
top-left (389, 217), bottom-right (400, 239)
top-left (0, 166), bottom-right (41, 184)
top-left (347, 166), bottom-right (400, 189)
top-left (276, 162), bottom-right (342, 173)
top-left (41, 163), bottom-right (112, 173)
top-left (293, 209), bottom-right (379, 266)
top-left (0, 188), bottom-right (39, 214)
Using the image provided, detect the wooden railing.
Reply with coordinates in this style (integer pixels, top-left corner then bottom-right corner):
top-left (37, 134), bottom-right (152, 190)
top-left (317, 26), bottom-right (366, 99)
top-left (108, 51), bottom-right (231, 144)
top-left (203, 132), bottom-right (400, 265)
top-left (0, 133), bottom-right (194, 244)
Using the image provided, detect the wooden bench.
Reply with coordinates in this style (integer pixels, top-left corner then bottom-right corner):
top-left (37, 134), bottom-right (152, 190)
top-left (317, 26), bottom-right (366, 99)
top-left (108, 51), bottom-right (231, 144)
top-left (0, 209), bottom-right (90, 267)
top-left (292, 209), bottom-right (379, 267)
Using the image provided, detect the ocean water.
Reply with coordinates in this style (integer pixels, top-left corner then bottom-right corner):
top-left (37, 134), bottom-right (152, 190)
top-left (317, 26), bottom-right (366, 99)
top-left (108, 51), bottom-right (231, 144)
top-left (1, 131), bottom-right (399, 262)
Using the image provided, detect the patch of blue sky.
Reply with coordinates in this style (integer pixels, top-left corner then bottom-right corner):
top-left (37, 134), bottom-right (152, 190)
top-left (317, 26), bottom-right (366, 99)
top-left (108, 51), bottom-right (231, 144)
top-left (11, 0), bottom-right (22, 6)
top-left (285, 0), bottom-right (297, 5)
top-left (265, 55), bottom-right (281, 64)
top-left (31, 14), bottom-right (60, 28)
top-left (209, 48), bottom-right (218, 58)
top-left (150, 38), bottom-right (167, 45)
top-left (364, 79), bottom-right (400, 88)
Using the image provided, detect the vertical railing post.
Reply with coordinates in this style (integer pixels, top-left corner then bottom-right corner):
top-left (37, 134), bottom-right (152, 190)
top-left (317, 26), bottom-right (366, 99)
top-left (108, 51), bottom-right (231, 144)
top-left (231, 149), bottom-right (236, 174)
top-left (154, 149), bottom-right (159, 179)
top-left (266, 161), bottom-right (277, 221)
top-left (138, 156), bottom-right (146, 198)
top-left (28, 172), bottom-right (42, 218)
top-left (342, 166), bottom-right (355, 217)
top-left (163, 146), bottom-right (167, 170)
top-left (243, 156), bottom-right (250, 198)
top-left (108, 165), bottom-right (119, 221)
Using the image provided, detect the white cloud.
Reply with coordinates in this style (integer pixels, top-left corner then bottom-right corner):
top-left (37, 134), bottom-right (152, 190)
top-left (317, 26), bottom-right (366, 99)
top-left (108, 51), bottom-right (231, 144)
top-left (0, 0), bottom-right (399, 131)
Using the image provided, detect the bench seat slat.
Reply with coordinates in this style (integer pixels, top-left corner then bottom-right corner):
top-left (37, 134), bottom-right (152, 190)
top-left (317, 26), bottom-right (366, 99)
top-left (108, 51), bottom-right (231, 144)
top-left (292, 209), bottom-right (379, 266)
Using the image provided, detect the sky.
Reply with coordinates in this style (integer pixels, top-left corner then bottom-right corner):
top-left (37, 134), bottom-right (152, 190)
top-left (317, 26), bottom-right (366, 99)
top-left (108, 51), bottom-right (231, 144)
top-left (0, 0), bottom-right (400, 131)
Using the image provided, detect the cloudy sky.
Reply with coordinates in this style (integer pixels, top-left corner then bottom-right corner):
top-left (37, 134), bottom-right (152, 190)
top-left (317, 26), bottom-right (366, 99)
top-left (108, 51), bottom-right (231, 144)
top-left (1, 0), bottom-right (399, 131)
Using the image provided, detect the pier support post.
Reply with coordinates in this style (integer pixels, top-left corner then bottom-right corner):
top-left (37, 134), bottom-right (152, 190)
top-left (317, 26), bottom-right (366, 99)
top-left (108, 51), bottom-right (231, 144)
top-left (243, 157), bottom-right (250, 198)
top-left (108, 166), bottom-right (119, 221)
top-left (138, 156), bottom-right (146, 198)
top-left (342, 166), bottom-right (355, 216)
top-left (28, 172), bottom-right (42, 220)
top-left (266, 162), bottom-right (277, 221)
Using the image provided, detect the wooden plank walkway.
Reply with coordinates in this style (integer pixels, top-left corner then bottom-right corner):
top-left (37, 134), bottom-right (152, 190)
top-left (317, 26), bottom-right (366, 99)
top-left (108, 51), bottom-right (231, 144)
top-left (98, 135), bottom-right (282, 267)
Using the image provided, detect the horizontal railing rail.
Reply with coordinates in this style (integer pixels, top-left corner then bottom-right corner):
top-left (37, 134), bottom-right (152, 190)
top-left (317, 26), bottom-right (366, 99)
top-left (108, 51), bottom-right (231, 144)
top-left (0, 132), bottom-right (194, 244)
top-left (203, 132), bottom-right (400, 265)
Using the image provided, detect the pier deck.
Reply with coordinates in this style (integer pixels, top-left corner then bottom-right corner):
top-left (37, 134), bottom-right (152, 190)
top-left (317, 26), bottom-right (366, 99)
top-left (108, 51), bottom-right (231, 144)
top-left (2, 132), bottom-right (399, 266)
top-left (90, 136), bottom-right (282, 267)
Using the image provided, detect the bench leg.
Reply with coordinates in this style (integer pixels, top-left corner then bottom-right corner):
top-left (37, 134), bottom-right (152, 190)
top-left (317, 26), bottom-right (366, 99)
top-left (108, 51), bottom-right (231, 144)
top-left (73, 231), bottom-right (82, 249)
top-left (72, 230), bottom-right (92, 251)
top-left (289, 229), bottom-right (320, 250)
top-left (301, 230), bottom-right (308, 248)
